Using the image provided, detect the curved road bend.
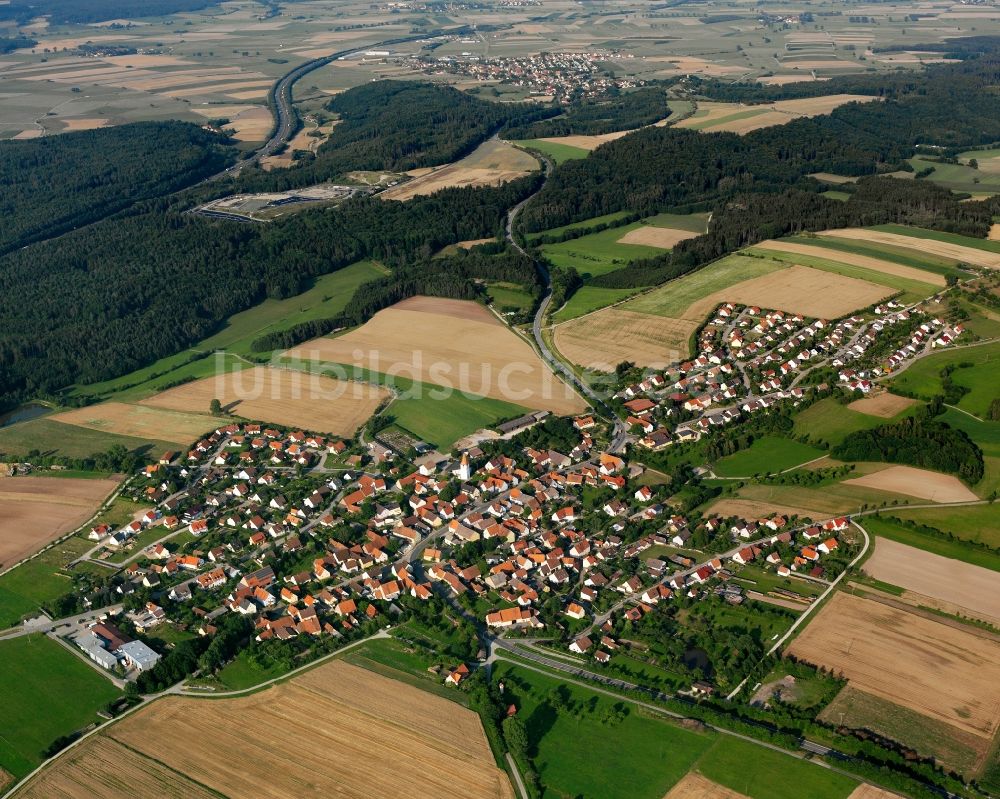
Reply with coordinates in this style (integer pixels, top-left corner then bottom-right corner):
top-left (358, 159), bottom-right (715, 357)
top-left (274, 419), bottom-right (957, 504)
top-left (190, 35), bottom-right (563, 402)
top-left (505, 153), bottom-right (630, 451)
top-left (224, 26), bottom-right (471, 176)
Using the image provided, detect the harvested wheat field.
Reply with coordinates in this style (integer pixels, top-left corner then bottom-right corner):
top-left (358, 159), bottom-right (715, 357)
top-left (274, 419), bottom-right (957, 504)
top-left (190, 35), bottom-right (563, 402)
top-left (286, 297), bottom-right (584, 414)
top-left (0, 476), bottom-right (119, 567)
top-left (190, 104), bottom-right (271, 141)
top-left (677, 95), bottom-right (877, 134)
top-left (841, 465), bottom-right (978, 502)
top-left (754, 240), bottom-right (945, 286)
top-left (822, 228), bottom-right (1000, 270)
top-left (847, 391), bottom-right (918, 418)
top-left (707, 497), bottom-right (828, 522)
top-left (865, 537), bottom-right (1000, 621)
top-left (555, 308), bottom-right (695, 370)
top-left (381, 140), bottom-right (537, 200)
top-left (34, 660), bottom-right (513, 799)
top-left (846, 787), bottom-right (905, 799)
top-left (757, 74), bottom-right (828, 86)
top-left (786, 592), bottom-right (1000, 738)
top-left (15, 736), bottom-right (219, 799)
top-left (539, 129), bottom-right (633, 150)
top-left (140, 367), bottom-right (388, 437)
top-left (710, 264), bottom-right (890, 317)
top-left (57, 117), bottom-right (110, 131)
top-left (618, 225), bottom-right (700, 249)
top-left (988, 223), bottom-right (1000, 241)
top-left (52, 402), bottom-right (215, 447)
top-left (663, 772), bottom-right (750, 799)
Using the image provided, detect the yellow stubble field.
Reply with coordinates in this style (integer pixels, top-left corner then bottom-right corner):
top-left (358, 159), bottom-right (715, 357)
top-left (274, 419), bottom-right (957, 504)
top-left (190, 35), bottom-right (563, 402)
top-left (15, 661), bottom-right (513, 799)
top-left (285, 296), bottom-right (586, 414)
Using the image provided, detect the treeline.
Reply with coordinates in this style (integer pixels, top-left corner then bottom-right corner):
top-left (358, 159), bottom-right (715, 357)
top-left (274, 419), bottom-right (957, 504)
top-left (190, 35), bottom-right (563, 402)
top-left (502, 86), bottom-right (670, 139)
top-left (0, 121), bottom-right (235, 255)
top-left (0, 443), bottom-right (146, 473)
top-left (590, 177), bottom-right (991, 289)
top-left (521, 48), bottom-right (1000, 234)
top-left (0, 0), bottom-right (225, 24)
top-left (831, 416), bottom-right (984, 484)
top-left (0, 35), bottom-right (35, 53)
top-left (0, 176), bottom-right (540, 411)
top-left (233, 81), bottom-right (550, 194)
top-left (252, 245), bottom-right (538, 352)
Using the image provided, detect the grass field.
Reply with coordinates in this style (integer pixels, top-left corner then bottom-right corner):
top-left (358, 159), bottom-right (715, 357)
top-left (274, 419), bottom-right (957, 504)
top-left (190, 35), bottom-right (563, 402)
top-left (713, 437), bottom-right (825, 477)
top-left (488, 282), bottom-right (536, 313)
top-left (540, 223), bottom-right (665, 279)
top-left (643, 212), bottom-right (711, 233)
top-left (0, 418), bottom-right (174, 460)
top-left (525, 211), bottom-right (634, 243)
top-left (494, 660), bottom-right (857, 799)
top-left (195, 260), bottom-right (387, 356)
top-left (800, 234), bottom-right (964, 276)
top-left (280, 358), bottom-right (534, 448)
top-left (0, 634), bottom-right (120, 780)
top-left (493, 660), bottom-right (714, 799)
top-left (908, 157), bottom-right (1000, 196)
top-left (891, 341), bottom-right (1000, 418)
top-left (820, 686), bottom-right (985, 780)
top-left (515, 138), bottom-right (588, 164)
top-left (552, 285), bottom-right (644, 323)
top-left (694, 736), bottom-right (857, 799)
top-left (872, 509), bottom-right (1000, 559)
top-left (215, 649), bottom-right (291, 690)
top-left (0, 535), bottom-right (92, 629)
top-left (625, 254), bottom-right (783, 317)
top-left (792, 397), bottom-right (917, 447)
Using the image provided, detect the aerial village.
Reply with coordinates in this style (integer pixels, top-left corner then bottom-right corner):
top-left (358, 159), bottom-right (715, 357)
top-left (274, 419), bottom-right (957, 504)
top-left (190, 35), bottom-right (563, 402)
top-left (62, 286), bottom-right (966, 690)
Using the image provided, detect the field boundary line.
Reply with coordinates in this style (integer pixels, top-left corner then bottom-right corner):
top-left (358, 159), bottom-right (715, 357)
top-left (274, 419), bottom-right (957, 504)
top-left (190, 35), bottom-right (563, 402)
top-left (0, 628), bottom-right (390, 799)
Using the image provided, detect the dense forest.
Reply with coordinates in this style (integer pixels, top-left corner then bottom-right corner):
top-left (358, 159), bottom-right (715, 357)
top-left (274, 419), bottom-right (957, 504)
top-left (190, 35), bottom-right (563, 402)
top-left (831, 415), bottom-right (984, 484)
top-left (501, 86), bottom-right (670, 139)
top-left (0, 177), bottom-right (539, 410)
top-left (0, 0), bottom-right (226, 24)
top-left (521, 47), bottom-right (1000, 234)
top-left (233, 81), bottom-right (551, 193)
top-left (0, 122), bottom-right (235, 255)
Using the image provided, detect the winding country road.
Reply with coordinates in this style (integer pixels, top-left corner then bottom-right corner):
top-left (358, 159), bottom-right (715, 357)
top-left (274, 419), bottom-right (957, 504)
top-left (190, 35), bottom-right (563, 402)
top-left (505, 151), bottom-right (631, 452)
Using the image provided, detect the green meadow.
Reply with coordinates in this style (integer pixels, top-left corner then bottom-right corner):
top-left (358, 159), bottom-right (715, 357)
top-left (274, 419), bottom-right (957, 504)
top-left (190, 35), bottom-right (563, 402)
top-left (0, 635), bottom-right (120, 779)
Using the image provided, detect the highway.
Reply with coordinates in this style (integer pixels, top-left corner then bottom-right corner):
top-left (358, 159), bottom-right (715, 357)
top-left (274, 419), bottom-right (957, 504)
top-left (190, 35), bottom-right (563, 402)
top-left (222, 27), bottom-right (471, 177)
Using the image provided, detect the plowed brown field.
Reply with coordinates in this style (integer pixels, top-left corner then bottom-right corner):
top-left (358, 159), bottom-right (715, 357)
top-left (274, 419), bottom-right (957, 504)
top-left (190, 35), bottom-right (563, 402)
top-left (786, 592), bottom-right (1000, 738)
top-left (0, 476), bottom-right (119, 567)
